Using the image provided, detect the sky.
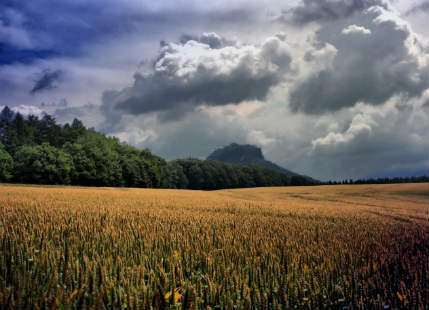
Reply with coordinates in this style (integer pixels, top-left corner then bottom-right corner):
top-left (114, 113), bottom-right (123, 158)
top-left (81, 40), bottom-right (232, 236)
top-left (1, 0), bottom-right (428, 181)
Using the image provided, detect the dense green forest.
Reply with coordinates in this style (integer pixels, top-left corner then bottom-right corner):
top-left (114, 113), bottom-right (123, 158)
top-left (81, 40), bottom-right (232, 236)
top-left (1, 106), bottom-right (426, 189)
top-left (0, 107), bottom-right (165, 188)
top-left (0, 106), bottom-right (309, 189)
top-left (166, 158), bottom-right (293, 189)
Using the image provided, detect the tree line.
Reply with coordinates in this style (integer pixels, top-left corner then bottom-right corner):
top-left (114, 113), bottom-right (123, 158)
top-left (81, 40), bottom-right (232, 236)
top-left (165, 158), bottom-right (302, 189)
top-left (0, 106), bottom-right (315, 189)
top-left (324, 176), bottom-right (428, 185)
top-left (1, 106), bottom-right (426, 189)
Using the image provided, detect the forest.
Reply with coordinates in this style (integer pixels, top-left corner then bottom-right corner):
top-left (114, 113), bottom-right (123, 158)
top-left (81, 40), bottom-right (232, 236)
top-left (0, 106), bottom-right (311, 189)
top-left (1, 106), bottom-right (426, 189)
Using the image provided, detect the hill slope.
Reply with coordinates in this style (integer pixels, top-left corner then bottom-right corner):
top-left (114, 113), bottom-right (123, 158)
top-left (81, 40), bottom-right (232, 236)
top-left (207, 143), bottom-right (317, 181)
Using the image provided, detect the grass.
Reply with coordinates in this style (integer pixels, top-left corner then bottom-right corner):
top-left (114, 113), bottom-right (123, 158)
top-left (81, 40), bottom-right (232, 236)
top-left (0, 183), bottom-right (428, 309)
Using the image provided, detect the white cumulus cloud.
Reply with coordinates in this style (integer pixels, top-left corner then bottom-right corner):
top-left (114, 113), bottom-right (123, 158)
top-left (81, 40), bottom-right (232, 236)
top-left (342, 24), bottom-right (372, 35)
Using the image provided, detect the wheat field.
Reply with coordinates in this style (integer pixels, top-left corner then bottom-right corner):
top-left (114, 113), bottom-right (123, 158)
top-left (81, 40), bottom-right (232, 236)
top-left (0, 183), bottom-right (428, 309)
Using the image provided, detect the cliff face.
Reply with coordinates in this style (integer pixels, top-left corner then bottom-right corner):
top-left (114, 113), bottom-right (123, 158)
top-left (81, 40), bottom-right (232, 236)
top-left (207, 143), bottom-right (310, 179)
top-left (208, 143), bottom-right (263, 164)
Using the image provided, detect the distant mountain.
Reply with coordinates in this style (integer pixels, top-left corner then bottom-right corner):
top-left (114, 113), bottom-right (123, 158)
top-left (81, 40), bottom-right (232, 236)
top-left (207, 143), bottom-right (317, 182)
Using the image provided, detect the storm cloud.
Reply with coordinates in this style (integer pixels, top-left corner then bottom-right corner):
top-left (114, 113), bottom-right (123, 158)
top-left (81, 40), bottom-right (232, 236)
top-left (289, 6), bottom-right (429, 114)
top-left (30, 69), bottom-right (63, 94)
top-left (0, 1), bottom-right (262, 65)
top-left (308, 96), bottom-right (429, 179)
top-left (102, 33), bottom-right (292, 121)
top-left (0, 8), bottom-right (33, 49)
top-left (279, 0), bottom-right (387, 25)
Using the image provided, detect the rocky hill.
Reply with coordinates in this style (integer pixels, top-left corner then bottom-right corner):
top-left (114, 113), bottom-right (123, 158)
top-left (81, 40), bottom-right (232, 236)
top-left (207, 143), bottom-right (317, 182)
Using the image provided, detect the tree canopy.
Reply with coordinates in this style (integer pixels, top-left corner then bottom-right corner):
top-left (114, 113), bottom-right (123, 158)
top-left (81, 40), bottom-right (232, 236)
top-left (0, 106), bottom-right (292, 188)
top-left (1, 106), bottom-right (425, 188)
top-left (0, 107), bottom-right (165, 187)
top-left (0, 142), bottom-right (13, 181)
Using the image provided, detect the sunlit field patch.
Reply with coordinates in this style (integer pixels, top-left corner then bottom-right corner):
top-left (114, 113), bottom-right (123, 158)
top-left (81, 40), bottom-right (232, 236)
top-left (0, 183), bottom-right (428, 309)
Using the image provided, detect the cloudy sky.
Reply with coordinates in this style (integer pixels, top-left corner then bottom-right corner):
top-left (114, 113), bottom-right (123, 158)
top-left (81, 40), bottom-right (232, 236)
top-left (1, 0), bottom-right (428, 180)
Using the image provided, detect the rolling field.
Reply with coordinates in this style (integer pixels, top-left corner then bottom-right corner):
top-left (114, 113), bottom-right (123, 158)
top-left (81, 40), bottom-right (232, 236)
top-left (0, 183), bottom-right (428, 309)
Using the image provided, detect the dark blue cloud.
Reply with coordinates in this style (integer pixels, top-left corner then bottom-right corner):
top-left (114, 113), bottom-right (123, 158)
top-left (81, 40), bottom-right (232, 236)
top-left (0, 1), bottom-right (181, 64)
top-left (0, 43), bottom-right (56, 65)
top-left (0, 1), bottom-right (258, 66)
top-left (30, 69), bottom-right (63, 94)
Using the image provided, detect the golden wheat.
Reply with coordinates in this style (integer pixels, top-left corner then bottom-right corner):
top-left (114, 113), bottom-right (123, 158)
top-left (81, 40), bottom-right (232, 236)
top-left (0, 183), bottom-right (428, 309)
